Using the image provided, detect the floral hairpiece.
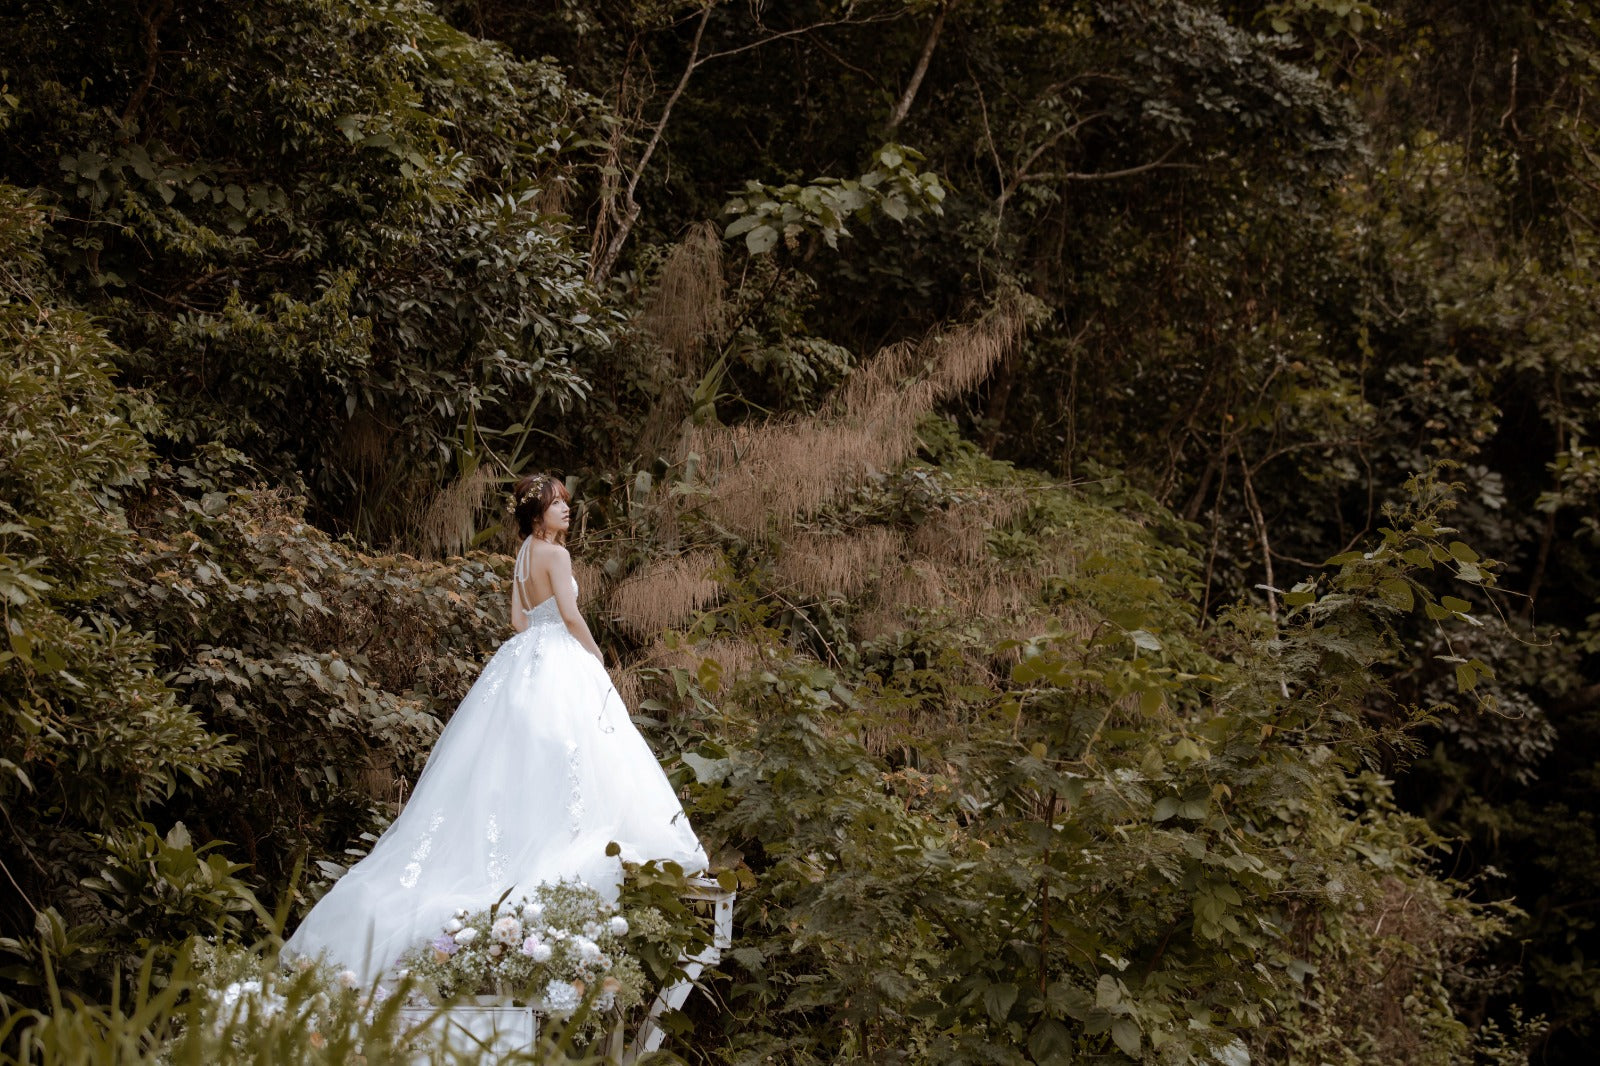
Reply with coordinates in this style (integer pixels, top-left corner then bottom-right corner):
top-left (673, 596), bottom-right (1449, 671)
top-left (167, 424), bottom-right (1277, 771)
top-left (513, 473), bottom-right (552, 509)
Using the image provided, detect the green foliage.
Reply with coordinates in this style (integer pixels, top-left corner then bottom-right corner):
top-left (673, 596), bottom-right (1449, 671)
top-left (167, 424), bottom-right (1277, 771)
top-left (2, 0), bottom-right (612, 541)
top-left (0, 187), bottom-right (242, 1003)
top-left (625, 438), bottom-right (1518, 1063)
top-left (724, 144), bottom-right (947, 254)
top-left (6, 0), bottom-right (1595, 1060)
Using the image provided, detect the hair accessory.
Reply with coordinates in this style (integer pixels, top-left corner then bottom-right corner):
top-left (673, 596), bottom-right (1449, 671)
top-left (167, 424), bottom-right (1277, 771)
top-left (514, 473), bottom-right (552, 509)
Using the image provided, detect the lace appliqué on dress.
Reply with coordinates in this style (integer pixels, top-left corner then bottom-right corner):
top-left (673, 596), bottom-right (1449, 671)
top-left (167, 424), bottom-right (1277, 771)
top-left (485, 814), bottom-right (505, 891)
top-left (399, 809), bottom-right (445, 889)
top-left (566, 740), bottom-right (583, 837)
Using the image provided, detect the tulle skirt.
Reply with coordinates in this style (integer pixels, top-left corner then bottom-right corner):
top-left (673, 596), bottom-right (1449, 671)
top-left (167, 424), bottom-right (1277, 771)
top-left (283, 616), bottom-right (707, 982)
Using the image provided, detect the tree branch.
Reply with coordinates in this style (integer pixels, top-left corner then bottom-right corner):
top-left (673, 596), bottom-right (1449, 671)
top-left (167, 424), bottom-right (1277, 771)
top-left (696, 10), bottom-right (903, 65)
top-left (886, 3), bottom-right (947, 131)
top-left (1022, 146), bottom-right (1201, 185)
top-left (592, 6), bottom-right (712, 284)
top-left (121, 0), bottom-right (174, 130)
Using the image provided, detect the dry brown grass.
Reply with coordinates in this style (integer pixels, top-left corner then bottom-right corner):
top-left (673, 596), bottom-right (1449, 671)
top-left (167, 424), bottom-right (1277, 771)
top-left (533, 177), bottom-right (570, 218)
top-left (418, 466), bottom-right (495, 559)
top-left (677, 298), bottom-right (1026, 536)
top-left (641, 221), bottom-right (725, 367)
top-left (775, 526), bottom-right (904, 599)
top-left (339, 410), bottom-right (391, 476)
top-left (609, 550), bottom-right (721, 637)
top-left (639, 637), bottom-right (761, 685)
top-left (571, 557), bottom-right (604, 603)
top-left (910, 509), bottom-right (988, 566)
top-left (354, 750), bottom-right (406, 815)
top-left (680, 415), bottom-right (924, 535)
top-left (612, 665), bottom-right (646, 718)
top-left (855, 552), bottom-right (1038, 642)
top-left (614, 636), bottom-right (764, 717)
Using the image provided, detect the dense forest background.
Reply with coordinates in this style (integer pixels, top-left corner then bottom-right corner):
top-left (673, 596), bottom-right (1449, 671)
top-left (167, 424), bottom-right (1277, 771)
top-left (4, 0), bottom-right (1600, 1062)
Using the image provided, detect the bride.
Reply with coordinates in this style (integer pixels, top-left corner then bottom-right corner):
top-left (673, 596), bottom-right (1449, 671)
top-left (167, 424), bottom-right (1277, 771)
top-left (283, 473), bottom-right (708, 983)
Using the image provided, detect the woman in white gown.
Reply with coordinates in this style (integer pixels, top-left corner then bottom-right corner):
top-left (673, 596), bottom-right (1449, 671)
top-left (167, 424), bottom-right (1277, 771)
top-left (284, 473), bottom-right (708, 983)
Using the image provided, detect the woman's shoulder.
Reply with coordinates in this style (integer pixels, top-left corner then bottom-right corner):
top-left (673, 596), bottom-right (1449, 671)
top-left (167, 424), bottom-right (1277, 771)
top-left (525, 539), bottom-right (572, 564)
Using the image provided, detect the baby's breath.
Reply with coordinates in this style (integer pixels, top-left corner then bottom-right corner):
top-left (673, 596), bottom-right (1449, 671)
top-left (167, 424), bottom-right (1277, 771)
top-left (398, 879), bottom-right (648, 1016)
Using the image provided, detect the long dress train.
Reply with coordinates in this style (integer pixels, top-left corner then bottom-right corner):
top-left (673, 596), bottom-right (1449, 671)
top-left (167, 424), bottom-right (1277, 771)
top-left (284, 542), bottom-right (707, 982)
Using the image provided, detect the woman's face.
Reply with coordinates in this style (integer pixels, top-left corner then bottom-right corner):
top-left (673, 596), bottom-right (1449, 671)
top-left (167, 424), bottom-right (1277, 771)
top-left (543, 495), bottom-right (572, 534)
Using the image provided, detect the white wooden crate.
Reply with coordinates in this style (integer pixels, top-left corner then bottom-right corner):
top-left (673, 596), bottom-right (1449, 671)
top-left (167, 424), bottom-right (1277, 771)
top-left (398, 996), bottom-right (539, 1062)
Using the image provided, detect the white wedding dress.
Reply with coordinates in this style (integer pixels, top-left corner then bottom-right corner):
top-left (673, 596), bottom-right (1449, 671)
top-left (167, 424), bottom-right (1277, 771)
top-left (284, 539), bottom-right (708, 982)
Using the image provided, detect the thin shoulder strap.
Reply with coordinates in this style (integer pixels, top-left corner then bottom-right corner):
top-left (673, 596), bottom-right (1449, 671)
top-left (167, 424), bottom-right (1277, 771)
top-left (514, 535), bottom-right (533, 584)
top-left (511, 537), bottom-right (533, 626)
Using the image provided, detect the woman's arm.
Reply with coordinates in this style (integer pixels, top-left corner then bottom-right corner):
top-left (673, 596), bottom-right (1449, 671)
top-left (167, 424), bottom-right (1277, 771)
top-left (549, 546), bottom-right (604, 662)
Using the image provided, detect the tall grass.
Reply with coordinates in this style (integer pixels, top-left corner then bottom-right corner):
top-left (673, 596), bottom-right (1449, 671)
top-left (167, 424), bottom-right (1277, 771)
top-left (0, 941), bottom-right (632, 1065)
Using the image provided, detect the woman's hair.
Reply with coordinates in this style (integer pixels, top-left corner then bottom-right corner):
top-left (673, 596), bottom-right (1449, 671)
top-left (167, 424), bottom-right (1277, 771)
top-left (512, 473), bottom-right (571, 541)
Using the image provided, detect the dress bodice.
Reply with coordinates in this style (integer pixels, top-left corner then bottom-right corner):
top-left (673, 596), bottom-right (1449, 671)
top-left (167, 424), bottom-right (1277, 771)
top-left (522, 578), bottom-right (578, 631)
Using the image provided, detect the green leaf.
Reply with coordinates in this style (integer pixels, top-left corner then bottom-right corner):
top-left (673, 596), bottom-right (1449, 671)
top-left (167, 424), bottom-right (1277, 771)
top-left (1029, 1019), bottom-right (1074, 1065)
top-left (1129, 629), bottom-right (1163, 652)
top-left (682, 752), bottom-right (731, 784)
top-left (1111, 1017), bottom-right (1142, 1056)
top-left (983, 982), bottom-right (1018, 1022)
top-left (745, 224), bottom-right (778, 254)
top-left (1378, 577), bottom-right (1413, 611)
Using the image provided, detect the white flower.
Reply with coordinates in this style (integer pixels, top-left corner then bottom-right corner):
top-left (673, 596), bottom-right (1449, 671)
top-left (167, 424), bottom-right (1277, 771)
top-left (217, 980), bottom-right (286, 1022)
top-left (489, 943), bottom-right (504, 957)
top-left (574, 937), bottom-right (603, 965)
top-left (219, 979), bottom-right (261, 1010)
top-left (531, 943), bottom-right (552, 963)
top-left (583, 922), bottom-right (601, 939)
top-left (454, 907), bottom-right (468, 918)
top-left (337, 969), bottom-right (359, 990)
top-left (521, 901), bottom-right (545, 920)
top-left (608, 916), bottom-right (629, 937)
top-left (491, 916), bottom-right (522, 944)
top-left (455, 927), bottom-right (479, 945)
top-left (542, 979), bottom-right (582, 1015)
top-left (444, 918), bottom-right (464, 934)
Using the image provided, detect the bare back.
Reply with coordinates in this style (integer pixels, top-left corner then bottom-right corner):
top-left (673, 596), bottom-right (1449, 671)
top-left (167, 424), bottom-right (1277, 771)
top-left (510, 537), bottom-right (589, 653)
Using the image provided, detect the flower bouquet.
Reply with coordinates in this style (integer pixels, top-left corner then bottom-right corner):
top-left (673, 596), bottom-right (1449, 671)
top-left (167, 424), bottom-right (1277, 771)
top-left (399, 879), bottom-right (662, 1017)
